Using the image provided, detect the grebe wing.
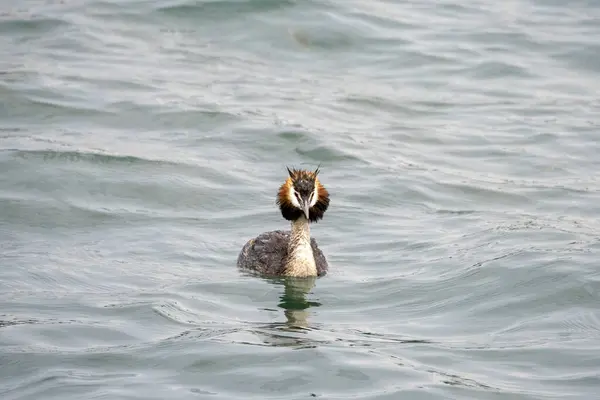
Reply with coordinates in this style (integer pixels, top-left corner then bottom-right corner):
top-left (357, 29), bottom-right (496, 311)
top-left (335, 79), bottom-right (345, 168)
top-left (237, 230), bottom-right (290, 275)
top-left (310, 238), bottom-right (328, 276)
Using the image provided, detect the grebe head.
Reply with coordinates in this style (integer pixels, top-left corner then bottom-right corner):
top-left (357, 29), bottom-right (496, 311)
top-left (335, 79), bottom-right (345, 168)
top-left (277, 166), bottom-right (330, 223)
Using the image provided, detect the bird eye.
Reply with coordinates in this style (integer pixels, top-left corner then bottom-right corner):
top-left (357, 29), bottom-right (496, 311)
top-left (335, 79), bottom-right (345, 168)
top-left (294, 191), bottom-right (301, 201)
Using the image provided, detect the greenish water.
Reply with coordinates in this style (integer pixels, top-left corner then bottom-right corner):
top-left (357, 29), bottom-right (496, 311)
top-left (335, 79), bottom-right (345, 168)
top-left (1, 0), bottom-right (600, 399)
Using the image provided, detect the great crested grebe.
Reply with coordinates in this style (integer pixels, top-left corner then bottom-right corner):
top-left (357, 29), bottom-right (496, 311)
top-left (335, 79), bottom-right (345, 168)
top-left (237, 166), bottom-right (330, 277)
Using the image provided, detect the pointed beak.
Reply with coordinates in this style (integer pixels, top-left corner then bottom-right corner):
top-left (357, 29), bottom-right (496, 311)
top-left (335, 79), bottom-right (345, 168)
top-left (302, 199), bottom-right (311, 220)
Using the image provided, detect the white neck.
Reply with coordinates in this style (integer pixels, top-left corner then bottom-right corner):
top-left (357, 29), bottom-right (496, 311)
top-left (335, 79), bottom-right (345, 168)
top-left (284, 217), bottom-right (317, 277)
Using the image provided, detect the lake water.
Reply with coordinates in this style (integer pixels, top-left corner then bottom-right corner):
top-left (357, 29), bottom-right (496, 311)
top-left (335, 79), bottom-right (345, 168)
top-left (1, 0), bottom-right (599, 399)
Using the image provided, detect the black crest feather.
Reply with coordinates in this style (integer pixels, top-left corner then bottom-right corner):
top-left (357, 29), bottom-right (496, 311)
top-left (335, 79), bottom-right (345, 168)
top-left (277, 166), bottom-right (329, 223)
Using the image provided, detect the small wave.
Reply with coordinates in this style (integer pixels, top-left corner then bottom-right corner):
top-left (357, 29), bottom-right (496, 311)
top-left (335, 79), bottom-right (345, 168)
top-left (0, 13), bottom-right (67, 33)
top-left (0, 315), bottom-right (80, 329)
top-left (5, 148), bottom-right (188, 168)
top-left (463, 60), bottom-right (537, 80)
top-left (154, 0), bottom-right (297, 20)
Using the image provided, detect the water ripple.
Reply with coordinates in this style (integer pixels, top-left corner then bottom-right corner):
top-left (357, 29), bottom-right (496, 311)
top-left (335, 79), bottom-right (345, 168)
top-left (2, 0), bottom-right (600, 399)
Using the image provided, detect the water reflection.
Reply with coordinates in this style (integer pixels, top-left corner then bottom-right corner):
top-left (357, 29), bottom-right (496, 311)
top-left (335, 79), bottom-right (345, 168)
top-left (276, 276), bottom-right (321, 330)
top-left (251, 276), bottom-right (323, 348)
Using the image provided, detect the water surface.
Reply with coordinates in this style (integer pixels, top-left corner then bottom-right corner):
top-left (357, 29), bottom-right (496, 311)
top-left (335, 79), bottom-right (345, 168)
top-left (1, 0), bottom-right (600, 399)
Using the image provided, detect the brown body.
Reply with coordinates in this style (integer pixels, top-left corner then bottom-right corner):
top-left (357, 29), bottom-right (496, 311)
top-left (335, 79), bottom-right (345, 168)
top-left (237, 230), bottom-right (328, 277)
